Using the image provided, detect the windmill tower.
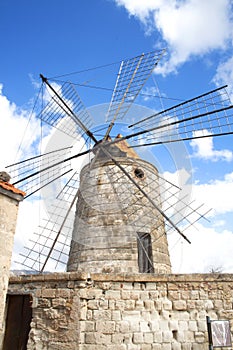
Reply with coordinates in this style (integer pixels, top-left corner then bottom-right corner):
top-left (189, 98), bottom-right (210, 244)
top-left (67, 136), bottom-right (171, 274)
top-left (6, 50), bottom-right (233, 274)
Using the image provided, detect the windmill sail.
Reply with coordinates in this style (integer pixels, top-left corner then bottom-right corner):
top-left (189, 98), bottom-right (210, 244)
top-left (127, 85), bottom-right (233, 147)
top-left (104, 49), bottom-right (165, 138)
top-left (9, 50), bottom-right (233, 273)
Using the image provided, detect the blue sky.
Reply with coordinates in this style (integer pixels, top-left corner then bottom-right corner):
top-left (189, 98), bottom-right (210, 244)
top-left (1, 0), bottom-right (233, 273)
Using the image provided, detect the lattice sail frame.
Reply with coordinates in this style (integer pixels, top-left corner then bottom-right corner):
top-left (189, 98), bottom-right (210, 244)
top-left (7, 50), bottom-right (233, 272)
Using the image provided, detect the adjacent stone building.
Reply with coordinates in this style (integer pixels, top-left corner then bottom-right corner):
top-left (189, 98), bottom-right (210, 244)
top-left (0, 175), bottom-right (25, 348)
top-left (6, 272), bottom-right (233, 349)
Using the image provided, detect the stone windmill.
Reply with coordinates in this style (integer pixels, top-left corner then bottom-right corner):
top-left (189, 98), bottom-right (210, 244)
top-left (6, 50), bottom-right (233, 274)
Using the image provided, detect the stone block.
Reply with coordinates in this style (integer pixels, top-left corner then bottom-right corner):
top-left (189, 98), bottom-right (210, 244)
top-left (139, 321), bottom-right (151, 332)
top-left (130, 291), bottom-right (140, 300)
top-left (141, 311), bottom-right (151, 321)
top-left (160, 310), bottom-right (171, 320)
top-left (52, 298), bottom-right (66, 308)
top-left (37, 298), bottom-right (51, 308)
top-left (87, 299), bottom-right (99, 309)
top-left (56, 288), bottom-right (70, 298)
top-left (168, 291), bottom-right (180, 301)
top-left (122, 310), bottom-right (141, 321)
top-left (173, 300), bottom-right (187, 311)
top-left (97, 298), bottom-right (108, 308)
top-left (171, 343), bottom-right (181, 350)
top-left (152, 345), bottom-right (162, 350)
top-left (140, 292), bottom-right (149, 301)
top-left (188, 320), bottom-right (197, 331)
top-left (41, 288), bottom-right (56, 298)
top-left (93, 310), bottom-right (111, 320)
top-left (87, 309), bottom-right (93, 320)
top-left (118, 320), bottom-right (130, 333)
top-left (115, 300), bottom-right (125, 310)
top-left (144, 332), bottom-right (154, 343)
top-left (194, 331), bottom-right (205, 343)
top-left (144, 300), bottom-right (154, 310)
top-left (186, 300), bottom-right (195, 310)
top-left (80, 306), bottom-right (87, 320)
top-left (154, 299), bottom-right (163, 310)
top-left (129, 321), bottom-right (140, 332)
top-left (153, 331), bottom-right (162, 342)
top-left (135, 300), bottom-right (144, 310)
top-left (204, 300), bottom-right (214, 310)
top-left (85, 332), bottom-right (111, 345)
top-left (161, 344), bottom-right (171, 350)
top-left (125, 300), bottom-right (136, 310)
top-left (145, 283), bottom-right (157, 290)
top-left (190, 291), bottom-right (199, 300)
top-left (176, 331), bottom-right (185, 342)
top-left (162, 330), bottom-right (173, 342)
top-left (105, 290), bottom-right (121, 300)
top-left (197, 320), bottom-right (206, 332)
top-left (141, 345), bottom-right (152, 350)
top-left (121, 290), bottom-right (131, 299)
top-left (214, 299), bottom-right (223, 309)
top-left (80, 320), bottom-right (95, 332)
top-left (133, 332), bottom-right (144, 344)
top-left (150, 320), bottom-right (160, 331)
top-left (121, 283), bottom-right (133, 290)
top-left (169, 320), bottom-right (178, 331)
top-left (111, 310), bottom-right (121, 321)
top-left (160, 320), bottom-right (169, 331)
top-left (177, 311), bottom-right (190, 321)
top-left (111, 333), bottom-right (124, 344)
top-left (180, 331), bottom-right (193, 343)
top-left (181, 344), bottom-right (192, 350)
top-left (178, 321), bottom-right (188, 331)
top-left (96, 321), bottom-right (115, 334)
top-left (149, 291), bottom-right (159, 300)
top-left (163, 299), bottom-right (172, 310)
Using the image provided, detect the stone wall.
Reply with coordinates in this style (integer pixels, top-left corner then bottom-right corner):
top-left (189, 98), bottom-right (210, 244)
top-left (0, 184), bottom-right (24, 347)
top-left (7, 272), bottom-right (233, 349)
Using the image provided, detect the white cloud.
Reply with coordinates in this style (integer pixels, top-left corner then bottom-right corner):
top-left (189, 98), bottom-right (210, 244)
top-left (190, 131), bottom-right (233, 162)
top-left (0, 84), bottom-right (41, 171)
top-left (163, 167), bottom-right (233, 273)
top-left (193, 172), bottom-right (233, 216)
top-left (213, 56), bottom-right (233, 102)
top-left (169, 223), bottom-right (233, 273)
top-left (115, 0), bottom-right (233, 74)
top-left (12, 199), bottom-right (44, 270)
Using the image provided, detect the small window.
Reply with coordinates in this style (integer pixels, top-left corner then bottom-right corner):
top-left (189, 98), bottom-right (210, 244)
top-left (134, 168), bottom-right (144, 179)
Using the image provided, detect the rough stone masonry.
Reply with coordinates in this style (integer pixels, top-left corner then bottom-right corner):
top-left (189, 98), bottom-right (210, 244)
top-left (7, 272), bottom-right (233, 349)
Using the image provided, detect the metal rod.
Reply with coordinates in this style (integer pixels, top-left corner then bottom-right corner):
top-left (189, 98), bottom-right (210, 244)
top-left (13, 148), bottom-right (91, 186)
top-left (100, 145), bottom-right (191, 244)
top-left (131, 130), bottom-right (233, 148)
top-left (40, 190), bottom-right (79, 272)
top-left (40, 74), bottom-right (98, 143)
top-left (104, 54), bottom-right (145, 140)
top-left (128, 85), bottom-right (228, 128)
top-left (6, 146), bottom-right (72, 168)
top-left (24, 168), bottom-right (73, 199)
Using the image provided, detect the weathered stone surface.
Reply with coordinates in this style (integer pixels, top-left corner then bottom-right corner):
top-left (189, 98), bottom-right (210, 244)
top-left (0, 186), bottom-right (23, 347)
top-left (5, 273), bottom-right (233, 349)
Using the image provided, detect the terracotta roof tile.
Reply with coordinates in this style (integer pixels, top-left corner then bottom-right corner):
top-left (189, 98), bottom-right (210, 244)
top-left (0, 181), bottom-right (26, 197)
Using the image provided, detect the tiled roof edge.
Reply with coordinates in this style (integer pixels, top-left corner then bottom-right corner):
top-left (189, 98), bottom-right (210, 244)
top-left (0, 181), bottom-right (26, 197)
